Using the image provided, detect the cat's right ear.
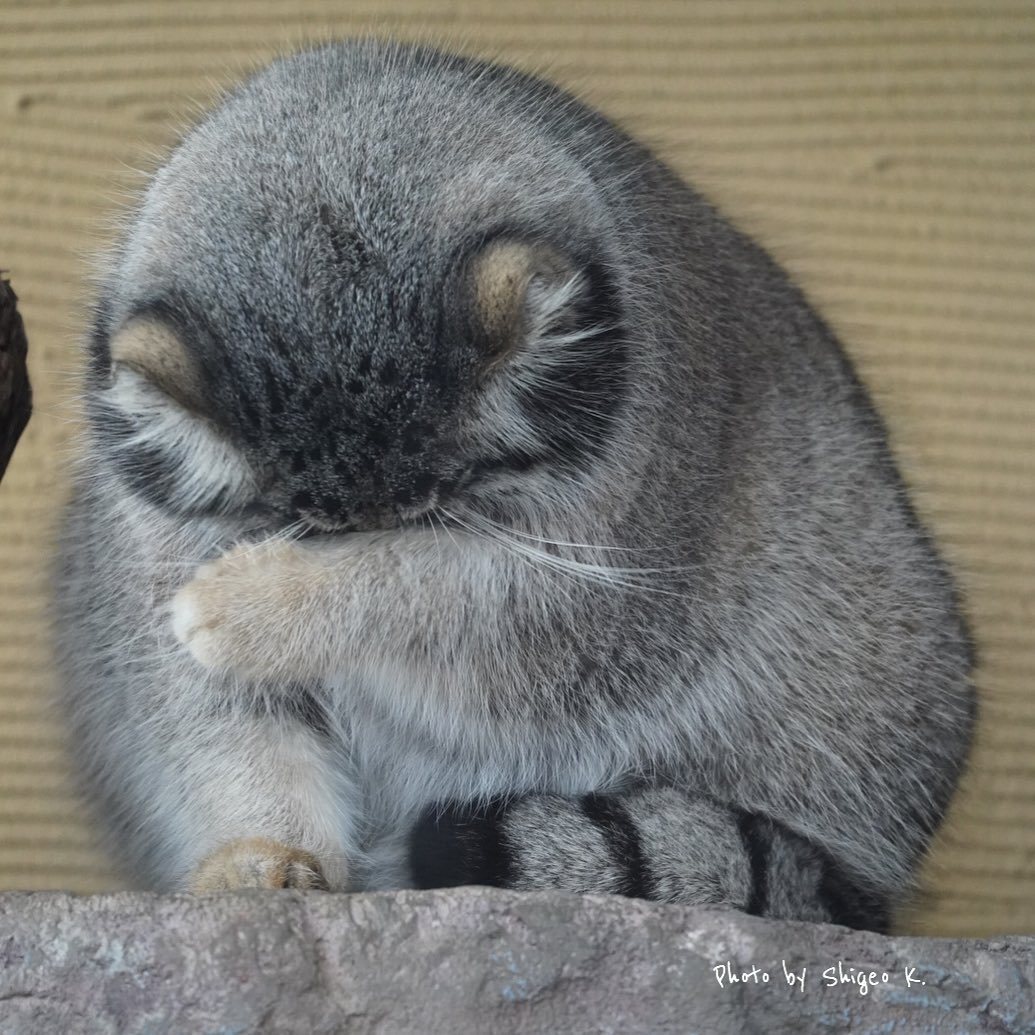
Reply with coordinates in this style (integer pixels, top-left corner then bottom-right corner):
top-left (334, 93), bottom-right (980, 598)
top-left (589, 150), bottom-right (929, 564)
top-left (94, 316), bottom-right (257, 516)
top-left (109, 317), bottom-right (208, 415)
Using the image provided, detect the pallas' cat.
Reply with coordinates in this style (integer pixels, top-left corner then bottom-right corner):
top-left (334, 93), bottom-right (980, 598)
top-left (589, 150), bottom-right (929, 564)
top-left (53, 40), bottom-right (974, 930)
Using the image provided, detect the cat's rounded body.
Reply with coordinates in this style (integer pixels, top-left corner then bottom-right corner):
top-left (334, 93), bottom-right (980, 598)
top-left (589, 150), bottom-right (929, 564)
top-left (54, 40), bottom-right (973, 926)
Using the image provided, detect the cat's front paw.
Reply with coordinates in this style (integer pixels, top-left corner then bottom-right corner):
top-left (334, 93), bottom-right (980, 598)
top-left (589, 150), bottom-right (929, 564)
top-left (188, 837), bottom-right (329, 892)
top-left (171, 539), bottom-right (309, 678)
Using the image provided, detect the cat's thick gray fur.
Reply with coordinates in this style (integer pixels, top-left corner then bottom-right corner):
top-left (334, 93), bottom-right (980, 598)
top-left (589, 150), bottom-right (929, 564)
top-left (53, 39), bottom-right (974, 927)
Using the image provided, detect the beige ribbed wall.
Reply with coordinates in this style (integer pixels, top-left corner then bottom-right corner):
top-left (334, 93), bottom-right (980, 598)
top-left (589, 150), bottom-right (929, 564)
top-left (0, 1), bottom-right (1032, 937)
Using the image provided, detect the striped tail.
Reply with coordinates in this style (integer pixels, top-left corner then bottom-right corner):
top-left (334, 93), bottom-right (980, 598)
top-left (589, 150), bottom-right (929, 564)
top-left (408, 787), bottom-right (890, 932)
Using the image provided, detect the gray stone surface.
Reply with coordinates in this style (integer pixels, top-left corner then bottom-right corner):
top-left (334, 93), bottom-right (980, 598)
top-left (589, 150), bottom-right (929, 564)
top-left (0, 888), bottom-right (1032, 1034)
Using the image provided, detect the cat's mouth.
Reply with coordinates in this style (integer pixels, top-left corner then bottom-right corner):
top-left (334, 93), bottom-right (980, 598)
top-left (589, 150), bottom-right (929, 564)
top-left (292, 504), bottom-right (455, 538)
top-left (235, 489), bottom-right (462, 540)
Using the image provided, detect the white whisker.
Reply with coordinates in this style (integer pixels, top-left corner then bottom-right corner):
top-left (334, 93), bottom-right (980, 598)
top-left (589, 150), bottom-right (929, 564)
top-left (437, 505), bottom-right (691, 599)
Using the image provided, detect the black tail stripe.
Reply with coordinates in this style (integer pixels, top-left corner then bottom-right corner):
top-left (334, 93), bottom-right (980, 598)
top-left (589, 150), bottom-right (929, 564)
top-left (477, 800), bottom-right (517, 889)
top-left (409, 799), bottom-right (516, 890)
top-left (736, 811), bottom-right (772, 916)
top-left (580, 793), bottom-right (655, 900)
top-left (818, 856), bottom-right (891, 934)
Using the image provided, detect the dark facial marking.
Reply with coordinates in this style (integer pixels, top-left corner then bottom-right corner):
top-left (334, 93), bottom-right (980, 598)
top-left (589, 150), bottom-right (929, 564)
top-left (378, 358), bottom-right (399, 385)
top-left (516, 260), bottom-right (628, 470)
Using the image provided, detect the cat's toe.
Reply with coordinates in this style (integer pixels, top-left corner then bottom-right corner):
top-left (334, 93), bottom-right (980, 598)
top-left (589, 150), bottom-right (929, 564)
top-left (188, 837), bottom-right (330, 891)
top-left (170, 577), bottom-right (225, 667)
top-left (170, 547), bottom-right (267, 670)
top-left (171, 539), bottom-right (314, 677)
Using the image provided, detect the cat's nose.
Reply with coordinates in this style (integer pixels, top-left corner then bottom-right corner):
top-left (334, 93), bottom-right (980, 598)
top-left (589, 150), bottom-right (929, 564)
top-left (288, 489), bottom-right (351, 529)
top-left (294, 496), bottom-right (403, 533)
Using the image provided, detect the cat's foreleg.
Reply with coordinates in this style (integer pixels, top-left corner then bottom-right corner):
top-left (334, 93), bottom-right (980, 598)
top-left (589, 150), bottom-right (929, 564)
top-left (113, 694), bottom-right (357, 892)
top-left (407, 788), bottom-right (891, 932)
top-left (170, 529), bottom-right (514, 689)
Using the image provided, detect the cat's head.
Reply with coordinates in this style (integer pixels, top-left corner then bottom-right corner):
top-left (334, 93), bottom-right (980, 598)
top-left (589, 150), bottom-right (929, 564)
top-left (86, 41), bottom-right (635, 536)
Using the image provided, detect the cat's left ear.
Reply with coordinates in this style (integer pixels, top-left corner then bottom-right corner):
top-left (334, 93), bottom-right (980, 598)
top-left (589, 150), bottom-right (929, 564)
top-left (97, 315), bottom-right (257, 516)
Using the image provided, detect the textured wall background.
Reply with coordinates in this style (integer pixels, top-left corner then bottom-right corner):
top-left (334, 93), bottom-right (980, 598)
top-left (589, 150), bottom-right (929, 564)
top-left (0, 0), bottom-right (1031, 937)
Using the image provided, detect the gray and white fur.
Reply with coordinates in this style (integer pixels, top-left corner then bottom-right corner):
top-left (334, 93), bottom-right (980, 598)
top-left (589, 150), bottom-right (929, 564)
top-left (53, 39), bottom-right (974, 929)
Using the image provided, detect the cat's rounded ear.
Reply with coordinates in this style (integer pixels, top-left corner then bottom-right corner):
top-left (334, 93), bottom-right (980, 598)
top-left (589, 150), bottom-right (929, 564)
top-left (464, 238), bottom-right (620, 372)
top-left (100, 315), bottom-right (256, 516)
top-left (470, 240), bottom-right (572, 366)
top-left (109, 316), bottom-right (208, 415)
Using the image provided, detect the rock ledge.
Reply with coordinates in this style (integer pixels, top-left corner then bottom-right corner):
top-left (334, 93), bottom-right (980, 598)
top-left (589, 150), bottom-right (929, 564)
top-left (0, 888), bottom-right (1031, 1033)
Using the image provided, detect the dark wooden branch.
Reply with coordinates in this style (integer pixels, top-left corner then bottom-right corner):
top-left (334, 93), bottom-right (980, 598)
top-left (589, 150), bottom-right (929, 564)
top-left (0, 275), bottom-right (33, 484)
